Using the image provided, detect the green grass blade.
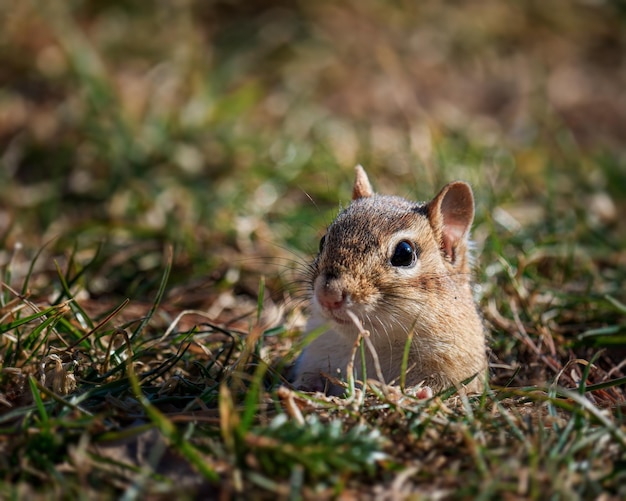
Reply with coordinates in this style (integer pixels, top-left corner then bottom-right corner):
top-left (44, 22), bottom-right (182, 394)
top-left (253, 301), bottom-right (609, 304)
top-left (131, 246), bottom-right (172, 341)
top-left (239, 360), bottom-right (269, 434)
top-left (28, 375), bottom-right (49, 426)
top-left (605, 294), bottom-right (626, 315)
top-left (0, 307), bottom-right (55, 335)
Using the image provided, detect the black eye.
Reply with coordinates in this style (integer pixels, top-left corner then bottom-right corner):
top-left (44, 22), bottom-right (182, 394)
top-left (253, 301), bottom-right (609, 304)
top-left (390, 240), bottom-right (418, 267)
top-left (319, 235), bottom-right (326, 253)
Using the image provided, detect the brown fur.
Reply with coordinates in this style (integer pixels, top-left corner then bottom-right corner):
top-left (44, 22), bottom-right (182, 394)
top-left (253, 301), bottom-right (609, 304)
top-left (293, 167), bottom-right (487, 395)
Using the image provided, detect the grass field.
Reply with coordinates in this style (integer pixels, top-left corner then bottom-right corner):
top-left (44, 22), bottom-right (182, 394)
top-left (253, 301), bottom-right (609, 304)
top-left (1, 1), bottom-right (626, 498)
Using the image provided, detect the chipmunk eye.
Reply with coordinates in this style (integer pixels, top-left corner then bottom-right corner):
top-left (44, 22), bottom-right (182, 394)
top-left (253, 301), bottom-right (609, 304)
top-left (390, 240), bottom-right (418, 267)
top-left (318, 235), bottom-right (326, 253)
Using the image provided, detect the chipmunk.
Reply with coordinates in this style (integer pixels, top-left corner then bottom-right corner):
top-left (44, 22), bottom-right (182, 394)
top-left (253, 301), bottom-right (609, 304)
top-left (292, 166), bottom-right (487, 396)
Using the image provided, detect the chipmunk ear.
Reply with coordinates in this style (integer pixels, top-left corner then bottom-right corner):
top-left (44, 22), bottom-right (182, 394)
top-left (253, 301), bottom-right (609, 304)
top-left (427, 181), bottom-right (474, 263)
top-left (352, 164), bottom-right (374, 200)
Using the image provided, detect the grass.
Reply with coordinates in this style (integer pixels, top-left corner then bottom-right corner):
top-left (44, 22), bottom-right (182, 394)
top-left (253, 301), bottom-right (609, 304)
top-left (1, 0), bottom-right (626, 498)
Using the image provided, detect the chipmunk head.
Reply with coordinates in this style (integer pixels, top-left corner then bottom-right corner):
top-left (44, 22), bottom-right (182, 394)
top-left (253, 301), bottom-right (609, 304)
top-left (310, 165), bottom-right (476, 336)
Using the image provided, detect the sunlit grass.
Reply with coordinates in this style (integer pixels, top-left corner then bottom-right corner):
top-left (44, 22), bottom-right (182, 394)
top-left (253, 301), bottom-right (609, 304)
top-left (1, 0), bottom-right (625, 498)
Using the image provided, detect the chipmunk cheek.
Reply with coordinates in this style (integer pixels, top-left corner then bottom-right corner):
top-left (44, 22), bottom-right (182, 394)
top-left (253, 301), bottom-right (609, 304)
top-left (416, 275), bottom-right (444, 293)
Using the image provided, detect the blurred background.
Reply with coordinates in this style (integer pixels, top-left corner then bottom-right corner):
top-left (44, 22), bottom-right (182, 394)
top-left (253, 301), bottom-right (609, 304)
top-left (1, 0), bottom-right (625, 319)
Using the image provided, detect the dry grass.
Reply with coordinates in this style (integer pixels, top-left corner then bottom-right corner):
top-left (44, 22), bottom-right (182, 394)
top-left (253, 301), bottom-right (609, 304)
top-left (1, 0), bottom-right (625, 498)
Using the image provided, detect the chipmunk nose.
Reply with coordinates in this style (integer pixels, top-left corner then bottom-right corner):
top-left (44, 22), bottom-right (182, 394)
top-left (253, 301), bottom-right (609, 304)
top-left (316, 276), bottom-right (346, 310)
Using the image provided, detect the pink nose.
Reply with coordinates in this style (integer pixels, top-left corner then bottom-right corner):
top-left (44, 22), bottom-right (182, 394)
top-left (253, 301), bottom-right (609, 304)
top-left (316, 284), bottom-right (345, 310)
